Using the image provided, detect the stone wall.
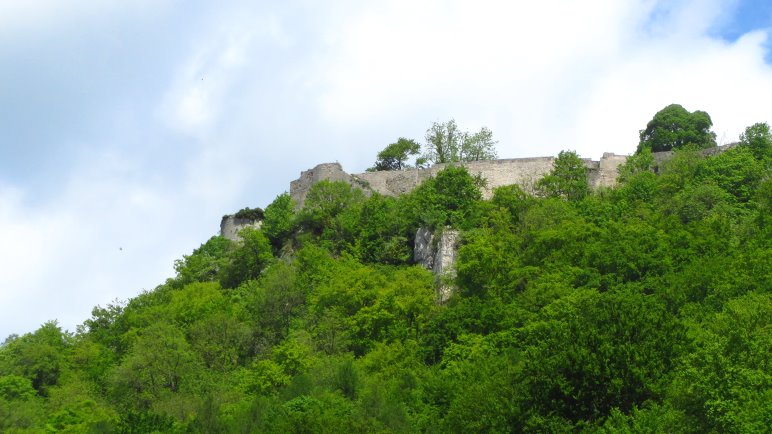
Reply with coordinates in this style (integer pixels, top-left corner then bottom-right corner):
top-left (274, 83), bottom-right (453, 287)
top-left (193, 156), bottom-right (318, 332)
top-left (220, 216), bottom-right (263, 242)
top-left (287, 146), bottom-right (739, 208)
top-left (290, 153), bottom-right (630, 207)
top-left (289, 163), bottom-right (356, 209)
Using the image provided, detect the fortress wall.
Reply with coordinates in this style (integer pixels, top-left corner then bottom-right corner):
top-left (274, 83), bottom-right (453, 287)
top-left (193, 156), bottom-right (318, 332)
top-left (289, 163), bottom-right (353, 208)
top-left (354, 165), bottom-right (440, 197)
top-left (460, 157), bottom-right (556, 198)
top-left (593, 153), bottom-right (628, 188)
top-left (220, 216), bottom-right (263, 241)
top-left (289, 154), bottom-right (633, 207)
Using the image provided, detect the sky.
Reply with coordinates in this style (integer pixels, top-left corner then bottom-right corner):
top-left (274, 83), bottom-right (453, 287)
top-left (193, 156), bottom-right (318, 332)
top-left (1, 0), bottom-right (771, 339)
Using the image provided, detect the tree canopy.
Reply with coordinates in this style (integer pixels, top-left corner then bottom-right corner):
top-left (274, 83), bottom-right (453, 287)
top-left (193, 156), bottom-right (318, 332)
top-left (638, 104), bottom-right (717, 153)
top-left (369, 138), bottom-right (421, 171)
top-left (423, 119), bottom-right (498, 164)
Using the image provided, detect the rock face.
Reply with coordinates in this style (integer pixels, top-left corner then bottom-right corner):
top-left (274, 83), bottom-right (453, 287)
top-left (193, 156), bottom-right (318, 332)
top-left (413, 227), bottom-right (435, 270)
top-left (220, 216), bottom-right (262, 242)
top-left (414, 227), bottom-right (460, 303)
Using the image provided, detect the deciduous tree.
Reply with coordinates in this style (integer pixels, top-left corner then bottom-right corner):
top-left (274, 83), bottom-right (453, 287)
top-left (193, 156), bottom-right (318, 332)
top-left (370, 138), bottom-right (421, 171)
top-left (638, 104), bottom-right (716, 152)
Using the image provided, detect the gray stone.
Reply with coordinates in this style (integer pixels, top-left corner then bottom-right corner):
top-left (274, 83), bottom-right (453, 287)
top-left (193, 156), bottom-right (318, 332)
top-left (289, 153), bottom-right (637, 208)
top-left (433, 228), bottom-right (459, 304)
top-left (414, 226), bottom-right (460, 303)
top-left (220, 216), bottom-right (262, 242)
top-left (414, 227), bottom-right (434, 270)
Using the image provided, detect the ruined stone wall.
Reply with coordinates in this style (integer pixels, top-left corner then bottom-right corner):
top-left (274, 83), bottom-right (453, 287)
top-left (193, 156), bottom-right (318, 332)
top-left (220, 216), bottom-right (263, 242)
top-left (289, 163), bottom-right (355, 208)
top-left (290, 153), bottom-right (630, 207)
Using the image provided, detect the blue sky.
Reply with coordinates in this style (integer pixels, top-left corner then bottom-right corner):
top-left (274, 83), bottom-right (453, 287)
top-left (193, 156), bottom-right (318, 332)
top-left (1, 0), bottom-right (771, 339)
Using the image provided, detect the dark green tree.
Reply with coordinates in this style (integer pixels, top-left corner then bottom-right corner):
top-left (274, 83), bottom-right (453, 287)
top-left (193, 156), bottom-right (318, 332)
top-left (638, 104), bottom-right (716, 152)
top-left (370, 138), bottom-right (421, 171)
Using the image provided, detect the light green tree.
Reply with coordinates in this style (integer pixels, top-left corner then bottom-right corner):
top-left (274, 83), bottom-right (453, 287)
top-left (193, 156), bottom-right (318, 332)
top-left (423, 119), bottom-right (498, 164)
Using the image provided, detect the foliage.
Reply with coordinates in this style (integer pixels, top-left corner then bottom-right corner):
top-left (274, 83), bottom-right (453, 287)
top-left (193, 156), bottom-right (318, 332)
top-left (369, 137), bottom-right (421, 171)
top-left (220, 228), bottom-right (274, 288)
top-left (404, 165), bottom-right (483, 229)
top-left (638, 103), bottom-right (717, 152)
top-left (738, 121), bottom-right (772, 160)
top-left (423, 119), bottom-right (498, 164)
top-left (232, 206), bottom-right (265, 221)
top-left (638, 104), bottom-right (716, 152)
top-left (536, 150), bottom-right (589, 201)
top-left (261, 192), bottom-right (296, 253)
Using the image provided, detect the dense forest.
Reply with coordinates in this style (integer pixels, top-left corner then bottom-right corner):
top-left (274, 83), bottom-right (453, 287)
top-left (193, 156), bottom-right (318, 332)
top-left (1, 113), bottom-right (770, 432)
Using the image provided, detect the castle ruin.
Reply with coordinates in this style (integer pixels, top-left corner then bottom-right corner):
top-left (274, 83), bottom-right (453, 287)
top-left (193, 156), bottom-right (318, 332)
top-left (289, 153), bottom-right (629, 208)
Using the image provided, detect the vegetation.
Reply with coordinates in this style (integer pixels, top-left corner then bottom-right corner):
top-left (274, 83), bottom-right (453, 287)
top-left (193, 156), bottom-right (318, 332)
top-left (638, 103), bottom-right (717, 153)
top-left (423, 119), bottom-right (498, 164)
top-left (369, 138), bottom-right (422, 171)
top-left (1, 117), bottom-right (770, 432)
top-left (369, 120), bottom-right (498, 171)
top-left (232, 207), bottom-right (265, 221)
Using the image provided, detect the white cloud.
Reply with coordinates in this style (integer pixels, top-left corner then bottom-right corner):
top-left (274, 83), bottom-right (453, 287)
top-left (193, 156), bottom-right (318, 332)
top-left (314, 0), bottom-right (772, 159)
top-left (154, 11), bottom-right (292, 139)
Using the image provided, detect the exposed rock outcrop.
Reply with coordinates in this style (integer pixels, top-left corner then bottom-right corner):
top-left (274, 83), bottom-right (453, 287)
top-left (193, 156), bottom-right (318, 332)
top-left (414, 227), bottom-right (460, 303)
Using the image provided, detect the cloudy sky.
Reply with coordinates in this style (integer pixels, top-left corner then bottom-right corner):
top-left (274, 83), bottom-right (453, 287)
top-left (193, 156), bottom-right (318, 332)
top-left (1, 0), bottom-right (770, 339)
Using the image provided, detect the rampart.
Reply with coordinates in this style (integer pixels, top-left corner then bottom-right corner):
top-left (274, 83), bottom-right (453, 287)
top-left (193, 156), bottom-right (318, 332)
top-left (220, 216), bottom-right (262, 241)
top-left (288, 145), bottom-right (737, 208)
top-left (290, 153), bottom-right (628, 207)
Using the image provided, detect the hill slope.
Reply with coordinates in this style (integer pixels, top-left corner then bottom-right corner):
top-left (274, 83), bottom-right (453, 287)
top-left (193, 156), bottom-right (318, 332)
top-left (1, 145), bottom-right (770, 433)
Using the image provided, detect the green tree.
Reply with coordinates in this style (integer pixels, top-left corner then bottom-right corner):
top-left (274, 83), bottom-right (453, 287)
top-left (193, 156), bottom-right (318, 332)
top-left (423, 119), bottom-right (498, 164)
top-left (220, 227), bottom-right (274, 288)
top-left (638, 104), bottom-right (716, 152)
top-left (523, 288), bottom-right (684, 423)
top-left (738, 121), bottom-right (772, 160)
top-left (173, 236), bottom-right (232, 286)
top-left (370, 138), bottom-right (421, 171)
top-left (409, 165), bottom-right (483, 228)
top-left (0, 321), bottom-right (70, 396)
top-left (0, 375), bottom-right (46, 431)
top-left (110, 322), bottom-right (200, 409)
top-left (262, 192), bottom-right (296, 252)
top-left (299, 181), bottom-right (365, 236)
top-left (461, 126), bottom-right (498, 162)
top-left (537, 150), bottom-right (589, 201)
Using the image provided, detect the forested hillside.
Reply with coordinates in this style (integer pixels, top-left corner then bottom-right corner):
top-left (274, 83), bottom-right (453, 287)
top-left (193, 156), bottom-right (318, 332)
top-left (1, 122), bottom-right (770, 432)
